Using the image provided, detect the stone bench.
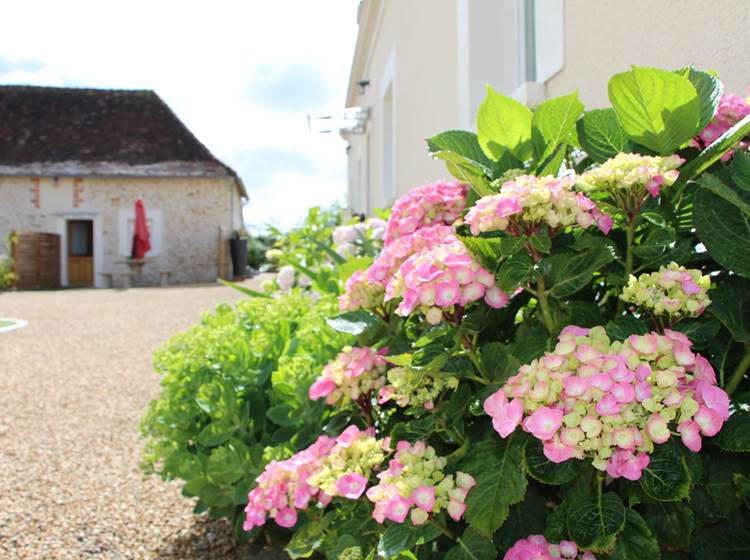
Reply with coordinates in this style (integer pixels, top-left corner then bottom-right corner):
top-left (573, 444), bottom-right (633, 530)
top-left (120, 271), bottom-right (136, 289)
top-left (97, 272), bottom-right (114, 289)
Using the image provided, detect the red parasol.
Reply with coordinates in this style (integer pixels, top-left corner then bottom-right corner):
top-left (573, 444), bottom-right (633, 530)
top-left (130, 198), bottom-right (151, 259)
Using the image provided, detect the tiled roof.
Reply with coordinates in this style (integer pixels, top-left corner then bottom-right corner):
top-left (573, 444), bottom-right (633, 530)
top-left (0, 85), bottom-right (246, 196)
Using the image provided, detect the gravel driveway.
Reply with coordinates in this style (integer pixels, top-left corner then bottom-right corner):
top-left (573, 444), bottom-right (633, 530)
top-left (0, 279), bottom-right (288, 559)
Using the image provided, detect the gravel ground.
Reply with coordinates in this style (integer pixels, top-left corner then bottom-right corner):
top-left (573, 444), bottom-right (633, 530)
top-left (0, 277), bottom-right (288, 559)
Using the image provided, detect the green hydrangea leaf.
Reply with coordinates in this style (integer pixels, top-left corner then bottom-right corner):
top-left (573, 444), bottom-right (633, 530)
top-left (608, 66), bottom-right (701, 154)
top-left (532, 91), bottom-right (584, 163)
top-left (607, 510), bottom-right (661, 560)
top-left (639, 440), bottom-right (692, 502)
top-left (477, 85), bottom-right (533, 161)
top-left (445, 528), bottom-right (498, 560)
top-left (427, 130), bottom-right (495, 168)
top-left (461, 435), bottom-right (528, 538)
top-left (496, 488), bottom-right (548, 552)
top-left (714, 410), bottom-right (750, 452)
top-left (566, 492), bottom-right (626, 552)
top-left (642, 502), bottom-right (695, 547)
top-left (691, 511), bottom-right (750, 560)
top-left (694, 175), bottom-right (750, 278)
top-left (577, 108), bottom-right (633, 163)
top-left (705, 277), bottom-right (750, 343)
top-left (523, 438), bottom-right (583, 485)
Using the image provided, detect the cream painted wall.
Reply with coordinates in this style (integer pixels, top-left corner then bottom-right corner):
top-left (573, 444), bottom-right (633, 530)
top-left (345, 0), bottom-right (750, 214)
top-left (0, 176), bottom-right (242, 287)
top-left (547, 0), bottom-right (750, 107)
top-left (346, 0), bottom-right (460, 213)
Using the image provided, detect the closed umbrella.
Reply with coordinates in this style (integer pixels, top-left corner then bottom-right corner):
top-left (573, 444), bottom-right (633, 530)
top-left (130, 198), bottom-right (151, 259)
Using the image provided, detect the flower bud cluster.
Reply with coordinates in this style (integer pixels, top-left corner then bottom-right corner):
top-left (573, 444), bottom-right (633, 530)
top-left (378, 367), bottom-right (459, 410)
top-left (465, 175), bottom-right (612, 236)
top-left (504, 536), bottom-right (595, 560)
top-left (365, 441), bottom-right (475, 525)
top-left (339, 271), bottom-right (386, 312)
top-left (309, 346), bottom-right (388, 405)
top-left (484, 325), bottom-right (729, 480)
top-left (307, 425), bottom-right (388, 501)
top-left (243, 435), bottom-right (336, 531)
top-left (576, 153), bottom-right (684, 205)
top-left (694, 92), bottom-right (750, 159)
top-left (621, 263), bottom-right (711, 319)
top-left (384, 180), bottom-right (467, 243)
top-left (385, 240), bottom-right (510, 324)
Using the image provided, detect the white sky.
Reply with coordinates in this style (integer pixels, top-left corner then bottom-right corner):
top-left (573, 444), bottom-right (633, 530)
top-left (0, 1), bottom-right (360, 231)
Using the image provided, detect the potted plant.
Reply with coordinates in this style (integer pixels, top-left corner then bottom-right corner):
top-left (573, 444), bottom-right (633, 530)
top-left (229, 229), bottom-right (249, 280)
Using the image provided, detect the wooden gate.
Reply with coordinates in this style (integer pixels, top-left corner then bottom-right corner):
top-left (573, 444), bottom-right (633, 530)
top-left (11, 231), bottom-right (61, 290)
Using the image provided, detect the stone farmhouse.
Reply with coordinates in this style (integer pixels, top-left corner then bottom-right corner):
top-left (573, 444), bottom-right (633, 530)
top-left (0, 85), bottom-right (247, 288)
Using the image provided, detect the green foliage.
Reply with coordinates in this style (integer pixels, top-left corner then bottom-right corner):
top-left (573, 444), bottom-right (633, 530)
top-left (0, 232), bottom-right (18, 290)
top-left (140, 292), bottom-right (352, 533)
top-left (608, 66), bottom-right (702, 154)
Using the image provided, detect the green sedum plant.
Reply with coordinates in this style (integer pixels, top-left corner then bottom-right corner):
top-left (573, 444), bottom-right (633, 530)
top-left (144, 65), bottom-right (750, 559)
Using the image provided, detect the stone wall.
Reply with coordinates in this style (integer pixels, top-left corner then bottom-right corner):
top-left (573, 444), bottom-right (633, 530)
top-left (0, 175), bottom-right (244, 287)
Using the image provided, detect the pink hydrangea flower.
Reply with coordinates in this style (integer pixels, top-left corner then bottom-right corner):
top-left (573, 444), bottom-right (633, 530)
top-left (243, 435), bottom-right (336, 531)
top-left (384, 180), bottom-right (468, 243)
top-left (385, 239), bottom-right (510, 321)
top-left (336, 473), bottom-right (369, 500)
top-left (366, 441), bottom-right (472, 525)
top-left (504, 536), bottom-right (595, 560)
top-left (483, 325), bottom-right (730, 480)
top-left (339, 270), bottom-right (386, 312)
top-left (309, 346), bottom-right (389, 406)
top-left (694, 92), bottom-right (750, 159)
top-left (464, 175), bottom-right (611, 236)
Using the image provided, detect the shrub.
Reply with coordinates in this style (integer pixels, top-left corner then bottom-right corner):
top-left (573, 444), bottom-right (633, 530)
top-left (140, 291), bottom-right (353, 537)
top-left (0, 232), bottom-right (18, 290)
top-left (144, 65), bottom-right (750, 559)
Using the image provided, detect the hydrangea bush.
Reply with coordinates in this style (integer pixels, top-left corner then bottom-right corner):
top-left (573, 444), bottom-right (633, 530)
top-left (143, 66), bottom-right (750, 559)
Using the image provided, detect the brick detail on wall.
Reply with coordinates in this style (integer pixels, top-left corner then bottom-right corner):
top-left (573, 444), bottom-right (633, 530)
top-left (30, 178), bottom-right (41, 208)
top-left (73, 178), bottom-right (84, 208)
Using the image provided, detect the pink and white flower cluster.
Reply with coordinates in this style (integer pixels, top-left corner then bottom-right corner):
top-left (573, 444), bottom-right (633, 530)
top-left (333, 218), bottom-right (387, 258)
top-left (576, 153), bottom-right (684, 208)
top-left (465, 175), bottom-right (612, 236)
top-left (504, 536), bottom-right (594, 560)
top-left (309, 346), bottom-right (388, 406)
top-left (385, 240), bottom-right (510, 324)
top-left (243, 435), bottom-right (336, 531)
top-left (694, 92), bottom-right (750, 159)
top-left (365, 440), bottom-right (475, 525)
top-left (621, 263), bottom-right (711, 319)
top-left (307, 425), bottom-right (387, 501)
top-left (378, 366), bottom-right (459, 410)
top-left (339, 270), bottom-right (386, 312)
top-left (367, 224), bottom-right (458, 285)
top-left (383, 180), bottom-right (467, 243)
top-left (484, 325), bottom-right (729, 480)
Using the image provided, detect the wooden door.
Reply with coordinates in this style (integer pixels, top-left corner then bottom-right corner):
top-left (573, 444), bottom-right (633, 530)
top-left (67, 220), bottom-right (93, 287)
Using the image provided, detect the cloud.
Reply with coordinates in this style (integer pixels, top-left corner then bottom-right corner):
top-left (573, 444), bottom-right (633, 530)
top-left (242, 169), bottom-right (346, 232)
top-left (248, 64), bottom-right (332, 112)
top-left (226, 148), bottom-right (316, 186)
